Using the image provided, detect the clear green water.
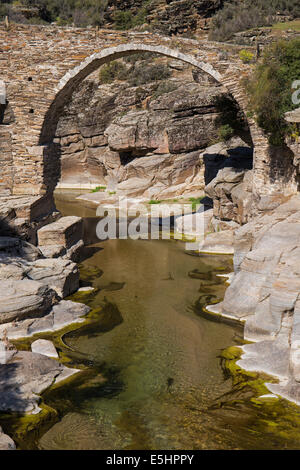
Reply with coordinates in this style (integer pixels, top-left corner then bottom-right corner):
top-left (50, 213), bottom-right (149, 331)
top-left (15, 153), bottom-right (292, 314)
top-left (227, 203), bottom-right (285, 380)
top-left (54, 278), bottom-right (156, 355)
top-left (3, 191), bottom-right (300, 450)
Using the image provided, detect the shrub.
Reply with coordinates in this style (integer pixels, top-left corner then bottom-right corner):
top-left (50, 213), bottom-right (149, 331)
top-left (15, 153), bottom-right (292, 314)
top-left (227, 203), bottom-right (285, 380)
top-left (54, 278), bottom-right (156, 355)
top-left (12, 0), bottom-right (109, 26)
top-left (246, 39), bottom-right (300, 145)
top-left (99, 61), bottom-right (127, 84)
top-left (218, 124), bottom-right (235, 142)
top-left (239, 49), bottom-right (254, 64)
top-left (114, 10), bottom-right (134, 30)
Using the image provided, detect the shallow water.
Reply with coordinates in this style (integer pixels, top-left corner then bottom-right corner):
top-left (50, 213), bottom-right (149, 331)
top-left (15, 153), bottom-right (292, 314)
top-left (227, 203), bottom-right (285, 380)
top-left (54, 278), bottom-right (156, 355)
top-left (4, 191), bottom-right (300, 450)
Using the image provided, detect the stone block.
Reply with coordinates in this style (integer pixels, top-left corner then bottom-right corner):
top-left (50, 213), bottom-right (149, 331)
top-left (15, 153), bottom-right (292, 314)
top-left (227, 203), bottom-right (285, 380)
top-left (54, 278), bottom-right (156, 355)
top-left (38, 216), bottom-right (83, 249)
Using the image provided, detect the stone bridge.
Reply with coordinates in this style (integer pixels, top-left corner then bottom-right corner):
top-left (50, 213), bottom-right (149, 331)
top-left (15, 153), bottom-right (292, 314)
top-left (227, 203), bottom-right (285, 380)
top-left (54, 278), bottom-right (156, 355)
top-left (0, 23), bottom-right (298, 203)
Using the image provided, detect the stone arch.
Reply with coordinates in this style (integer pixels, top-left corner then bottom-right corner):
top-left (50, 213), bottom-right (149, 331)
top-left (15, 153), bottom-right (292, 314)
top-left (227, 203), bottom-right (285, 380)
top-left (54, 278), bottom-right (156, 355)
top-left (39, 43), bottom-right (223, 145)
top-left (39, 43), bottom-right (256, 195)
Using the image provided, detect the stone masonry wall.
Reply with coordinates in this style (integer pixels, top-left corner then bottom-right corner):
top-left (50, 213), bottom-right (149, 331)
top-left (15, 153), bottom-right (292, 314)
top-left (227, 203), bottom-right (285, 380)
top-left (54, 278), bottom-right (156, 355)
top-left (0, 23), bottom-right (298, 202)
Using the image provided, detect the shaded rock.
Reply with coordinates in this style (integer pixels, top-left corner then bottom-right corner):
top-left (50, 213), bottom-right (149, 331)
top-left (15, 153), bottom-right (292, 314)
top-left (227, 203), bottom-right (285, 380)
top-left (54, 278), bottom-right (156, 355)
top-left (205, 168), bottom-right (253, 225)
top-left (0, 237), bottom-right (41, 262)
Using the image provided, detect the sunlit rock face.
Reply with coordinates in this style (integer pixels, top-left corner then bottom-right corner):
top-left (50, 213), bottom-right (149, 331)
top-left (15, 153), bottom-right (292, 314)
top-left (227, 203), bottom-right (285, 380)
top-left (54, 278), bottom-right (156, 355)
top-left (212, 195), bottom-right (300, 404)
top-left (56, 55), bottom-right (249, 199)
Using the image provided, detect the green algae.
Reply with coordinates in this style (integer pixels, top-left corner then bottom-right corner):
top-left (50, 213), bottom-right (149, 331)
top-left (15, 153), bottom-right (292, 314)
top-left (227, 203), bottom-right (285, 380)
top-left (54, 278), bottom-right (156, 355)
top-left (214, 345), bottom-right (300, 448)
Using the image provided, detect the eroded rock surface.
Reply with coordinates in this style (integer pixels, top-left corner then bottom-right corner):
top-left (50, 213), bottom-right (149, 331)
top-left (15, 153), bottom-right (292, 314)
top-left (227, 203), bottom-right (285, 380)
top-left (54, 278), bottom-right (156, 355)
top-left (0, 427), bottom-right (16, 450)
top-left (213, 195), bottom-right (300, 404)
top-left (56, 56), bottom-right (251, 200)
top-left (0, 280), bottom-right (56, 325)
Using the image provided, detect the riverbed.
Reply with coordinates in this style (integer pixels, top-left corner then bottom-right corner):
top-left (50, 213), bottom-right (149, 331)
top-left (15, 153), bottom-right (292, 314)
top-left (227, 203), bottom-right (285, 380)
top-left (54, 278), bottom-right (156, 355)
top-left (3, 191), bottom-right (300, 450)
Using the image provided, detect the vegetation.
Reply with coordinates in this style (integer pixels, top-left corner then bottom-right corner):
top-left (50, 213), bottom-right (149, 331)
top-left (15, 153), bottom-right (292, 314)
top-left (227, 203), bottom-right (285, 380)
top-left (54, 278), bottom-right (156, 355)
top-left (0, 0), bottom-right (110, 26)
top-left (272, 19), bottom-right (300, 31)
top-left (209, 0), bottom-right (300, 42)
top-left (128, 63), bottom-right (171, 86)
top-left (98, 58), bottom-right (172, 87)
top-left (214, 94), bottom-right (248, 140)
top-left (246, 39), bottom-right (300, 146)
top-left (99, 61), bottom-right (127, 84)
top-left (148, 200), bottom-right (161, 205)
top-left (113, 5), bottom-right (148, 31)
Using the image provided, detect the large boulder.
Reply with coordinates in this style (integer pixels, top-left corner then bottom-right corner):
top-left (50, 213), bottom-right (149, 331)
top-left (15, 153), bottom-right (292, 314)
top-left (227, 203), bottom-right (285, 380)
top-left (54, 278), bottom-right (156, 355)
top-left (31, 339), bottom-right (58, 359)
top-left (0, 300), bottom-right (90, 340)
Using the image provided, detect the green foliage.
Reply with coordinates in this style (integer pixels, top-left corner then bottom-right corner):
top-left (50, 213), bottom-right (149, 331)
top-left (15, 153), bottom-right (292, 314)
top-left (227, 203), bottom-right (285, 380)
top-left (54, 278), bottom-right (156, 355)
top-left (188, 197), bottom-right (204, 210)
top-left (99, 61), bottom-right (127, 84)
top-left (148, 200), bottom-right (161, 204)
top-left (218, 124), bottom-right (235, 142)
top-left (239, 49), bottom-right (254, 64)
top-left (4, 0), bottom-right (109, 26)
top-left (209, 0), bottom-right (300, 41)
top-left (272, 19), bottom-right (300, 31)
top-left (246, 39), bottom-right (300, 146)
top-left (128, 63), bottom-right (171, 86)
top-left (91, 186), bottom-right (106, 193)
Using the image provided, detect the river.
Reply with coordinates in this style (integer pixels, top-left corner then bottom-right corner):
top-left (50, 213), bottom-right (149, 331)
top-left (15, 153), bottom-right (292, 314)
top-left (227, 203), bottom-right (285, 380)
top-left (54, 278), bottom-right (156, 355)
top-left (4, 191), bottom-right (300, 450)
